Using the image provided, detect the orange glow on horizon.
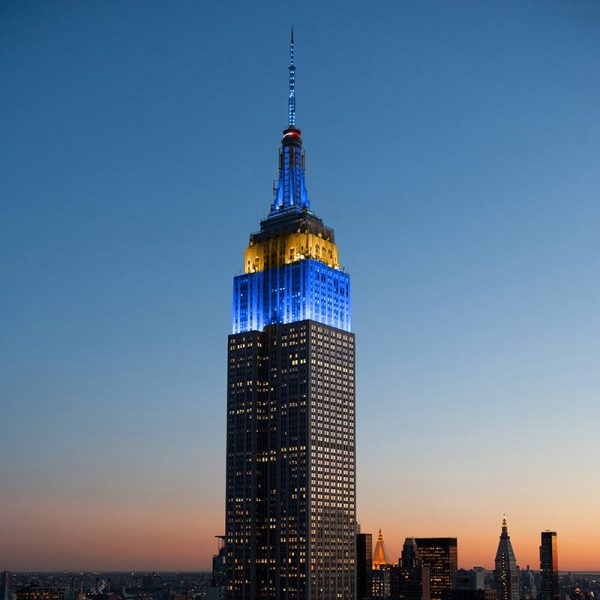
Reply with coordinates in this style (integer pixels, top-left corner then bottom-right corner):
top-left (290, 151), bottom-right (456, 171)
top-left (2, 497), bottom-right (599, 571)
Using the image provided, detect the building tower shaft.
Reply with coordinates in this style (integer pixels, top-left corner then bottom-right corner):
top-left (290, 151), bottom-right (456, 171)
top-left (539, 532), bottom-right (559, 600)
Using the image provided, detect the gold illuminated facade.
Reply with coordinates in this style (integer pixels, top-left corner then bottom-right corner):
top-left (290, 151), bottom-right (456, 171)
top-left (372, 529), bottom-right (390, 568)
top-left (244, 229), bottom-right (339, 273)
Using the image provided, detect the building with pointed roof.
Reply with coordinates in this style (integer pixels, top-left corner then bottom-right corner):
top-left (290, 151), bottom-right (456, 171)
top-left (373, 529), bottom-right (390, 568)
top-left (494, 518), bottom-right (520, 600)
top-left (371, 530), bottom-right (392, 599)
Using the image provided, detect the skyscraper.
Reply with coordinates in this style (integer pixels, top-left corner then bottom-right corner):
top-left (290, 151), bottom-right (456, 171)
top-left (225, 31), bottom-right (356, 600)
top-left (415, 538), bottom-right (458, 600)
top-left (494, 518), bottom-right (520, 600)
top-left (539, 532), bottom-right (559, 600)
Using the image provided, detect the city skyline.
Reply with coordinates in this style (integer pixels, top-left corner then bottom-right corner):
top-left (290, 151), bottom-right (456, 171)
top-left (2, 1), bottom-right (600, 573)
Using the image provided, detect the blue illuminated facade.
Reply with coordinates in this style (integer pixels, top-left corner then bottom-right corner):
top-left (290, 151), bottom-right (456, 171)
top-left (270, 131), bottom-right (310, 213)
top-left (232, 259), bottom-right (351, 333)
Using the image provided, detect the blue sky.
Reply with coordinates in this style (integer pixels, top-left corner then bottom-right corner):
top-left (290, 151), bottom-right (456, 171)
top-left (1, 0), bottom-right (599, 570)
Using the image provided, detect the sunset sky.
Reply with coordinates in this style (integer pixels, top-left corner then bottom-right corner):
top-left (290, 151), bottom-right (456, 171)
top-left (2, 0), bottom-right (600, 572)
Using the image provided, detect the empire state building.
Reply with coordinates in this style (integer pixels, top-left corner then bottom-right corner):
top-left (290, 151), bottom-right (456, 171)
top-left (225, 32), bottom-right (356, 600)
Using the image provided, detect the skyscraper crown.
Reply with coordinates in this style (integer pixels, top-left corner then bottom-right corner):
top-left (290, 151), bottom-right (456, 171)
top-left (373, 529), bottom-right (390, 567)
top-left (231, 32), bottom-right (351, 334)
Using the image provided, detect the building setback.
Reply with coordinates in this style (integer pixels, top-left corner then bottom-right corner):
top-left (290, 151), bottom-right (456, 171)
top-left (225, 31), bottom-right (356, 600)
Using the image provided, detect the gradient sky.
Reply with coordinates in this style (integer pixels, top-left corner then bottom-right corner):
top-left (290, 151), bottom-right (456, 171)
top-left (1, 0), bottom-right (600, 572)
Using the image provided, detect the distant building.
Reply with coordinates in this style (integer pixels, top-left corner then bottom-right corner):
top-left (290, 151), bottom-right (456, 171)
top-left (140, 577), bottom-right (156, 591)
top-left (206, 536), bottom-right (226, 600)
top-left (520, 565), bottom-right (537, 600)
top-left (372, 530), bottom-right (392, 599)
top-left (357, 533), bottom-right (374, 600)
top-left (539, 532), bottom-right (559, 600)
top-left (212, 536), bottom-right (227, 587)
top-left (16, 585), bottom-right (66, 600)
top-left (205, 589), bottom-right (225, 600)
top-left (373, 567), bottom-right (392, 600)
top-left (415, 538), bottom-right (458, 600)
top-left (391, 537), bottom-right (431, 600)
top-left (442, 590), bottom-right (495, 600)
top-left (494, 518), bottom-right (520, 600)
top-left (1, 573), bottom-right (11, 600)
top-left (455, 568), bottom-right (485, 591)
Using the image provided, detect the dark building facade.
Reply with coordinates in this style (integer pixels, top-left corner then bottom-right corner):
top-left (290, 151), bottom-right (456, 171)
top-left (1, 573), bottom-right (10, 600)
top-left (539, 532), bottom-right (559, 600)
top-left (415, 538), bottom-right (458, 600)
top-left (494, 518), bottom-right (520, 600)
top-left (454, 568), bottom-right (485, 592)
top-left (442, 591), bottom-right (493, 600)
top-left (520, 566), bottom-right (536, 600)
top-left (357, 533), bottom-right (374, 600)
top-left (206, 536), bottom-right (227, 600)
top-left (391, 538), bottom-right (431, 600)
top-left (225, 32), bottom-right (356, 600)
top-left (443, 568), bottom-right (495, 600)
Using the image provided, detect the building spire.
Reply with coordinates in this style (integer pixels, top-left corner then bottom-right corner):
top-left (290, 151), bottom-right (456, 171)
top-left (270, 27), bottom-right (309, 215)
top-left (288, 26), bottom-right (296, 127)
top-left (373, 528), bottom-right (389, 567)
top-left (495, 515), bottom-right (519, 600)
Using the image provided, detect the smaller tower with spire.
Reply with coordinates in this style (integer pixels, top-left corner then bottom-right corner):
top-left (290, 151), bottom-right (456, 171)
top-left (372, 529), bottom-right (392, 600)
top-left (494, 516), bottom-right (520, 600)
top-left (373, 529), bottom-right (390, 568)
